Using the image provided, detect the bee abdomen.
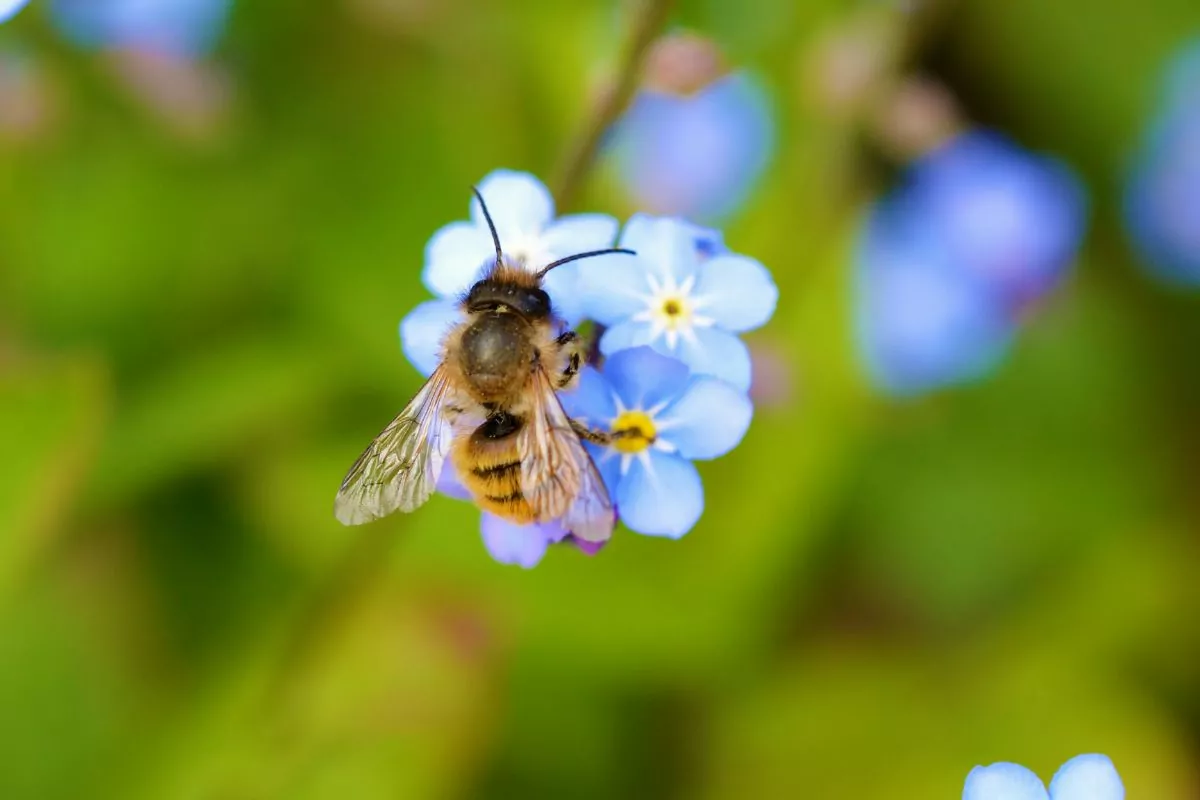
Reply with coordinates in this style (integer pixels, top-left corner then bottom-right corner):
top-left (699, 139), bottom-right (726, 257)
top-left (453, 436), bottom-right (537, 524)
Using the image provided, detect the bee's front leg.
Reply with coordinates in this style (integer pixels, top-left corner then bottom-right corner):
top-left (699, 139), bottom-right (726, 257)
top-left (554, 330), bottom-right (584, 389)
top-left (569, 419), bottom-right (656, 447)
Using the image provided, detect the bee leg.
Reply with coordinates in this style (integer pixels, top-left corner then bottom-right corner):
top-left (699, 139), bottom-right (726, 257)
top-left (554, 330), bottom-right (584, 389)
top-left (569, 419), bottom-right (656, 447)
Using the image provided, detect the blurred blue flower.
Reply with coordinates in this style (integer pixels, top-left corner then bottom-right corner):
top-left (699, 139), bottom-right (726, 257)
top-left (855, 129), bottom-right (1087, 396)
top-left (1125, 43), bottom-right (1200, 286)
top-left (401, 169), bottom-right (618, 375)
top-left (561, 347), bottom-right (752, 538)
top-left (0, 0), bottom-right (31, 24)
top-left (963, 754), bottom-right (1124, 800)
top-left (612, 71), bottom-right (774, 222)
top-left (50, 0), bottom-right (234, 58)
top-left (579, 214), bottom-right (777, 392)
top-left (899, 131), bottom-right (1087, 305)
top-left (855, 205), bottom-right (1014, 396)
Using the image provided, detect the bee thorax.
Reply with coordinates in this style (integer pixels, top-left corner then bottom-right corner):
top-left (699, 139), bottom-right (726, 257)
top-left (458, 311), bottom-right (535, 400)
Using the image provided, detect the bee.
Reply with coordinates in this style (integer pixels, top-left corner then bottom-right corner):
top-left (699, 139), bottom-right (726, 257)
top-left (334, 188), bottom-right (637, 547)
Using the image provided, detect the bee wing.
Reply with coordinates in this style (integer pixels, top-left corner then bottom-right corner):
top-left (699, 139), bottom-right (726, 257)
top-left (334, 366), bottom-right (458, 526)
top-left (518, 365), bottom-right (615, 543)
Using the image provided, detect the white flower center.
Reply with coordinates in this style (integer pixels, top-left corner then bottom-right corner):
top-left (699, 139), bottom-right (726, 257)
top-left (632, 272), bottom-right (715, 349)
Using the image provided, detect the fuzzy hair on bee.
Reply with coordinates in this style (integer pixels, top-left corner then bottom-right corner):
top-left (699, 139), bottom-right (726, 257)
top-left (334, 187), bottom-right (638, 548)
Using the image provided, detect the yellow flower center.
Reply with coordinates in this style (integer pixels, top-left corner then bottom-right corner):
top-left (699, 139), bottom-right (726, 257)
top-left (611, 410), bottom-right (657, 454)
top-left (662, 298), bottom-right (683, 317)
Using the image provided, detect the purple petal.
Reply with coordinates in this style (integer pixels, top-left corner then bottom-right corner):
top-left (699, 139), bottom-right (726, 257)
top-left (480, 514), bottom-right (564, 568)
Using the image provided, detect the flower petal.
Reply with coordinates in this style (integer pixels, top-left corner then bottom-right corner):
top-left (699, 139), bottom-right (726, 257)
top-left (657, 377), bottom-right (752, 460)
top-left (540, 264), bottom-right (586, 326)
top-left (568, 535), bottom-right (607, 556)
top-left (578, 254), bottom-right (656, 326)
top-left (0, 0), bottom-right (31, 24)
top-left (963, 763), bottom-right (1049, 800)
top-left (558, 365), bottom-right (618, 425)
top-left (423, 220), bottom-right (494, 298)
top-left (674, 328), bottom-right (753, 392)
top-left (437, 462), bottom-right (473, 501)
top-left (695, 254), bottom-right (778, 332)
top-left (600, 346), bottom-right (690, 412)
top-left (598, 319), bottom-right (656, 356)
top-left (399, 299), bottom-right (461, 377)
top-left (471, 169), bottom-right (554, 239)
top-left (1048, 755), bottom-right (1124, 800)
top-left (480, 514), bottom-right (563, 568)
top-left (617, 214), bottom-right (701, 285)
top-left (617, 451), bottom-right (703, 538)
top-left (541, 213), bottom-right (620, 254)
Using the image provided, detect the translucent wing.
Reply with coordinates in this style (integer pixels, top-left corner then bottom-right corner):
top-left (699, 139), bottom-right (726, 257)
top-left (334, 366), bottom-right (457, 526)
top-left (519, 365), bottom-right (615, 543)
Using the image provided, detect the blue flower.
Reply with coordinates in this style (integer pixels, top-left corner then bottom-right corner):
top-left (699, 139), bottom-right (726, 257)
top-left (560, 347), bottom-right (752, 538)
top-left (899, 131), bottom-right (1087, 305)
top-left (1124, 43), bottom-right (1200, 286)
top-left (0, 0), bottom-right (31, 24)
top-left (854, 129), bottom-right (1087, 396)
top-left (963, 754), bottom-right (1124, 800)
top-left (855, 204), bottom-right (1014, 396)
top-left (401, 169), bottom-right (618, 375)
top-left (50, 0), bottom-right (234, 58)
top-left (612, 71), bottom-right (775, 222)
top-left (578, 215), bottom-right (777, 392)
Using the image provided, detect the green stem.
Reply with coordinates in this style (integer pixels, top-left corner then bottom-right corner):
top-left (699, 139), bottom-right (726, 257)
top-left (552, 0), bottom-right (675, 211)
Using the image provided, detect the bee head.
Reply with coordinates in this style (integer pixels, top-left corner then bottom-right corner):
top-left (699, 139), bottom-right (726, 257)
top-left (464, 277), bottom-right (552, 320)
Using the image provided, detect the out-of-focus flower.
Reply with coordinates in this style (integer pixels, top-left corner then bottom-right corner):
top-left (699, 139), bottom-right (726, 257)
top-left (0, 50), bottom-right (58, 142)
top-left (561, 347), bottom-right (752, 538)
top-left (580, 214), bottom-right (777, 391)
top-left (611, 36), bottom-right (774, 221)
top-left (963, 754), bottom-right (1124, 800)
top-left (855, 205), bottom-right (1013, 396)
top-left (401, 169), bottom-right (618, 375)
top-left (855, 130), bottom-right (1087, 396)
top-left (1125, 41), bottom-right (1200, 286)
top-left (50, 0), bottom-right (234, 58)
top-left (0, 0), bottom-right (31, 24)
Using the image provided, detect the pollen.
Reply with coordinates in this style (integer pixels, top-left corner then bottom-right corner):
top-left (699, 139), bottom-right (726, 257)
top-left (662, 298), bottom-right (683, 317)
top-left (611, 410), bottom-right (657, 453)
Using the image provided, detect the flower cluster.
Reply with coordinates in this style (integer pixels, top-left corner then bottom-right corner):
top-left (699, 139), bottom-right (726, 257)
top-left (855, 130), bottom-right (1088, 396)
top-left (401, 170), bottom-right (776, 566)
top-left (964, 754), bottom-right (1124, 800)
top-left (1125, 39), bottom-right (1200, 286)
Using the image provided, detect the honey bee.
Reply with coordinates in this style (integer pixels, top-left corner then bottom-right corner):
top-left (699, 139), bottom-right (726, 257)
top-left (334, 188), bottom-right (637, 546)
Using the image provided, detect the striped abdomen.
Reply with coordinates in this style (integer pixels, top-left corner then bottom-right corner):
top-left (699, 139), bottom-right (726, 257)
top-left (453, 423), bottom-right (535, 524)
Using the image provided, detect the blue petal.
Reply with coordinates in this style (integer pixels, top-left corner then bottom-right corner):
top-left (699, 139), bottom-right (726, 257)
top-left (541, 213), bottom-right (619, 254)
top-left (598, 319), bottom-right (656, 356)
top-left (471, 169), bottom-right (554, 240)
top-left (695, 254), bottom-right (778, 332)
top-left (673, 328), bottom-right (753, 392)
top-left (480, 514), bottom-right (564, 568)
top-left (617, 451), bottom-right (703, 538)
top-left (51, 0), bottom-right (233, 57)
top-left (399, 299), bottom-right (461, 377)
top-left (558, 365), bottom-right (618, 426)
top-left (963, 763), bottom-right (1049, 800)
top-left (423, 220), bottom-right (494, 298)
top-left (657, 377), bottom-right (752, 460)
top-left (600, 346), bottom-right (690, 412)
top-left (1048, 755), bottom-right (1124, 800)
top-left (437, 462), bottom-right (473, 501)
top-left (540, 264), bottom-right (587, 327)
top-left (578, 253), bottom-right (656, 326)
top-left (0, 0), bottom-right (31, 24)
top-left (617, 214), bottom-right (702, 286)
top-left (588, 443), bottom-right (623, 498)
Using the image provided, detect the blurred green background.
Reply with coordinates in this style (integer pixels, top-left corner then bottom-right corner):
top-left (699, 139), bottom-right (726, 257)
top-left (3, 0), bottom-right (1200, 797)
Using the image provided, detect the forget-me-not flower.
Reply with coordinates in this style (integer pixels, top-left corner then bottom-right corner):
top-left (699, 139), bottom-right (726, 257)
top-left (964, 754), bottom-right (1124, 800)
top-left (854, 129), bottom-right (1086, 396)
top-left (0, 0), bottom-right (31, 24)
top-left (613, 71), bottom-right (775, 222)
top-left (560, 347), bottom-right (752, 538)
top-left (401, 169), bottom-right (618, 375)
top-left (579, 214), bottom-right (777, 392)
top-left (1125, 41), bottom-right (1200, 286)
top-left (50, 0), bottom-right (234, 58)
top-left (855, 202), bottom-right (1014, 396)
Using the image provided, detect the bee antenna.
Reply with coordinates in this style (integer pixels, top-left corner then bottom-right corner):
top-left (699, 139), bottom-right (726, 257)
top-left (537, 248), bottom-right (637, 278)
top-left (472, 186), bottom-right (503, 266)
